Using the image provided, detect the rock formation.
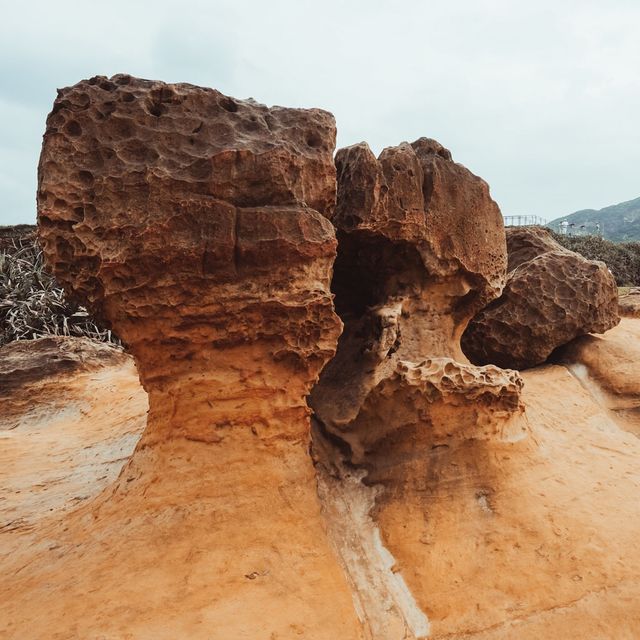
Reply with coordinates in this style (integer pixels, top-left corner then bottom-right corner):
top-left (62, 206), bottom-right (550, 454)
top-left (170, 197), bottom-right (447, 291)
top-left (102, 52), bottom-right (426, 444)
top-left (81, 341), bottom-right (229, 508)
top-left (37, 74), bottom-right (341, 446)
top-left (311, 139), bottom-right (523, 461)
top-left (619, 287), bottom-right (640, 318)
top-left (4, 75), bottom-right (640, 640)
top-left (560, 317), bottom-right (640, 436)
top-left (310, 140), bottom-right (527, 637)
top-left (0, 336), bottom-right (147, 534)
top-left (32, 75), bottom-right (364, 638)
top-left (0, 335), bottom-right (124, 397)
top-left (462, 226), bottom-right (620, 369)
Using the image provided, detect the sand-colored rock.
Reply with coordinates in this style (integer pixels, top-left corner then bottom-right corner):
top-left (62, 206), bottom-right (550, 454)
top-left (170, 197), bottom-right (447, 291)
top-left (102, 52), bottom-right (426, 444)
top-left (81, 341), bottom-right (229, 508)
top-left (618, 287), bottom-right (640, 318)
top-left (559, 317), bottom-right (640, 437)
top-left (4, 326), bottom-right (640, 639)
top-left (377, 353), bottom-right (640, 639)
top-left (0, 335), bottom-right (124, 396)
top-left (22, 75), bottom-right (364, 639)
top-left (463, 226), bottom-right (620, 369)
top-left (0, 337), bottom-right (146, 552)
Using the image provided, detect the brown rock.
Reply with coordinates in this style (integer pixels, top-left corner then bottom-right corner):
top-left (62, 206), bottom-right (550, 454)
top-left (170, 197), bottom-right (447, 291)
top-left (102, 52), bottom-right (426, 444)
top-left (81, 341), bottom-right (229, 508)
top-left (37, 74), bottom-right (341, 440)
top-left (312, 138), bottom-right (516, 449)
top-left (310, 139), bottom-right (526, 635)
top-left (33, 75), bottom-right (364, 638)
top-left (330, 138), bottom-right (507, 346)
top-left (462, 226), bottom-right (620, 369)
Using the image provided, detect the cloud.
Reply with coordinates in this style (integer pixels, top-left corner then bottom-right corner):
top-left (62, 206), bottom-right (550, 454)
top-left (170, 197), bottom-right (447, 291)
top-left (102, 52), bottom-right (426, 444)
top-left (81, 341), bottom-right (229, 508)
top-left (1, 0), bottom-right (639, 225)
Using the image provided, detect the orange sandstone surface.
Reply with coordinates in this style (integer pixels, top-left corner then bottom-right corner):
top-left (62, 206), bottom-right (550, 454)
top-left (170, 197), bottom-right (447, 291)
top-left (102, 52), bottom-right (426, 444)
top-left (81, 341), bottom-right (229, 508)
top-left (3, 325), bottom-right (640, 639)
top-left (1, 76), bottom-right (640, 639)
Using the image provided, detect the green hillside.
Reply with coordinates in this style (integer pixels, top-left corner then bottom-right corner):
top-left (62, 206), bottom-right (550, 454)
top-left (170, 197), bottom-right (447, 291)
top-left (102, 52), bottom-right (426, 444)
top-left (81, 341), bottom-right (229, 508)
top-left (548, 196), bottom-right (640, 242)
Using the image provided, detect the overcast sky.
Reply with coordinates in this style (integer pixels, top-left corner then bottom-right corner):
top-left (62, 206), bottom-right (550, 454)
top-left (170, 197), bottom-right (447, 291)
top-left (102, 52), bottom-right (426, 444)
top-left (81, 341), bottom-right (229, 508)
top-left (1, 0), bottom-right (639, 225)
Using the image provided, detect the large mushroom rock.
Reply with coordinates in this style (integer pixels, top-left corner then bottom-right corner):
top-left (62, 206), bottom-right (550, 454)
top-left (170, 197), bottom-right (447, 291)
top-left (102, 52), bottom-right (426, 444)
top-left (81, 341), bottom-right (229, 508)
top-left (37, 74), bottom-right (341, 445)
top-left (309, 139), bottom-right (526, 637)
top-left (34, 76), bottom-right (365, 639)
top-left (462, 226), bottom-right (620, 370)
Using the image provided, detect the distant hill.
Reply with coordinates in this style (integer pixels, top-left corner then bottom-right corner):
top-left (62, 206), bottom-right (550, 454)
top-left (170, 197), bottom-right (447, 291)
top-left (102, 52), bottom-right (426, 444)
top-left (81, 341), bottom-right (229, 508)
top-left (548, 196), bottom-right (640, 242)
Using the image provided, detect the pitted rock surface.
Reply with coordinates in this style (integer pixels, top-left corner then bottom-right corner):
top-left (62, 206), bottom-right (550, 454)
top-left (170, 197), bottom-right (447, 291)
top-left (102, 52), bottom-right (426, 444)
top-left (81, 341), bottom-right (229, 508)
top-left (331, 138), bottom-right (507, 327)
top-left (37, 75), bottom-right (342, 444)
top-left (462, 226), bottom-right (620, 370)
top-left (32, 74), bottom-right (367, 639)
top-left (335, 357), bottom-right (524, 465)
top-left (311, 138), bottom-right (518, 455)
top-left (505, 225), bottom-right (566, 272)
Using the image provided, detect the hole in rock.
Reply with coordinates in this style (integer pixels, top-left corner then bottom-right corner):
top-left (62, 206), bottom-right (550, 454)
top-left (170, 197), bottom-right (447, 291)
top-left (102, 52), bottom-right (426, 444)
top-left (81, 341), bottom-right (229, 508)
top-left (331, 230), bottom-right (426, 320)
top-left (98, 79), bottom-right (117, 92)
top-left (219, 97), bottom-right (239, 113)
top-left (78, 170), bottom-right (94, 185)
top-left (65, 120), bottom-right (82, 137)
top-left (147, 103), bottom-right (167, 117)
top-left (306, 133), bottom-right (322, 148)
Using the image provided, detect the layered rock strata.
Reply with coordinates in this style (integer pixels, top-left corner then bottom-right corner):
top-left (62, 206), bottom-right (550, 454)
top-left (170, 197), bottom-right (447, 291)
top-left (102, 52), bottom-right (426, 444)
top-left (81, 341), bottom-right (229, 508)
top-left (34, 75), bottom-right (364, 638)
top-left (462, 226), bottom-right (620, 369)
top-left (0, 335), bottom-right (125, 398)
top-left (37, 74), bottom-right (341, 446)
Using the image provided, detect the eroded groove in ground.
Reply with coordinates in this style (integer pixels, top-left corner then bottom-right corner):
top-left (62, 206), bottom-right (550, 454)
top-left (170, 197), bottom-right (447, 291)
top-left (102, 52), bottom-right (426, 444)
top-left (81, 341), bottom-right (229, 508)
top-left (313, 425), bottom-right (430, 640)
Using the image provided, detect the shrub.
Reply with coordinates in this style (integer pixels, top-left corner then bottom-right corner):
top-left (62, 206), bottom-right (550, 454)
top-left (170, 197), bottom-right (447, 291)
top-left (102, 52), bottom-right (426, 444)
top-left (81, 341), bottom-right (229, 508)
top-left (549, 231), bottom-right (640, 286)
top-left (0, 236), bottom-right (119, 347)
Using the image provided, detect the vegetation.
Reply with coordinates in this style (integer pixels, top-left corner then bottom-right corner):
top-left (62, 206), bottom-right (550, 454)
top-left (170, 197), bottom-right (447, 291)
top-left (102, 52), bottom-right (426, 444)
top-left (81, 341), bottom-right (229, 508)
top-left (548, 196), bottom-right (640, 242)
top-left (0, 236), bottom-right (119, 347)
top-left (549, 231), bottom-right (640, 286)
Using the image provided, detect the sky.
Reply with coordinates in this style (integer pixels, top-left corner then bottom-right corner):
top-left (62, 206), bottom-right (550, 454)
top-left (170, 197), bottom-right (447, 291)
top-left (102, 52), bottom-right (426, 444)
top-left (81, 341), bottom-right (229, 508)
top-left (1, 0), bottom-right (639, 225)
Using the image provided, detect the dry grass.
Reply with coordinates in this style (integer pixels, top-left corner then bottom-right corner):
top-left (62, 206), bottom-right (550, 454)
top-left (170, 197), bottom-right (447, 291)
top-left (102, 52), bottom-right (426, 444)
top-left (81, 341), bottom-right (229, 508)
top-left (0, 237), bottom-right (119, 347)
